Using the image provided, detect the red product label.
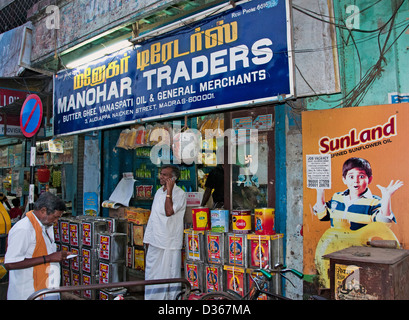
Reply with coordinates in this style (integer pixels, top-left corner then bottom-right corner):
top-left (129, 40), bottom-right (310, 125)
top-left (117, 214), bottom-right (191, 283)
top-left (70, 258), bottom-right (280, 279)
top-left (70, 223), bottom-right (79, 246)
top-left (53, 222), bottom-right (60, 242)
top-left (225, 268), bottom-right (245, 296)
top-left (82, 274), bottom-right (92, 299)
top-left (70, 247), bottom-right (80, 271)
top-left (82, 222), bottom-right (92, 246)
top-left (61, 245), bottom-right (70, 268)
top-left (250, 239), bottom-right (270, 268)
top-left (207, 234), bottom-right (221, 264)
top-left (186, 264), bottom-right (200, 289)
top-left (62, 269), bottom-right (70, 286)
top-left (99, 235), bottom-right (110, 260)
top-left (228, 235), bottom-right (244, 266)
top-left (82, 248), bottom-right (91, 273)
top-left (61, 222), bottom-right (70, 244)
top-left (206, 266), bottom-right (220, 292)
top-left (99, 262), bottom-right (109, 284)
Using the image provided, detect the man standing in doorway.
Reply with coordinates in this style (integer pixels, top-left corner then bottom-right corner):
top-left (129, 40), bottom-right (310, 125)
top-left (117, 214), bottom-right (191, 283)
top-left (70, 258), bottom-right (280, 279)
top-left (4, 192), bottom-right (71, 300)
top-left (143, 164), bottom-right (187, 300)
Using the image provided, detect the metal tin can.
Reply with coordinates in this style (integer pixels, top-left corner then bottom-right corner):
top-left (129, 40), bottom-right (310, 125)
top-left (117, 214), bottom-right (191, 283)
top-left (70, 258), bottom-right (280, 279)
top-left (81, 247), bottom-right (98, 274)
top-left (98, 232), bottom-right (127, 262)
top-left (226, 233), bottom-right (247, 267)
top-left (184, 261), bottom-right (204, 291)
top-left (247, 234), bottom-right (271, 269)
top-left (205, 231), bottom-right (225, 264)
top-left (254, 208), bottom-right (275, 235)
top-left (205, 264), bottom-right (224, 292)
top-left (231, 209), bottom-right (252, 234)
top-left (192, 207), bottom-right (211, 231)
top-left (99, 261), bottom-right (126, 284)
top-left (70, 246), bottom-right (81, 272)
top-left (184, 229), bottom-right (205, 261)
top-left (210, 209), bottom-right (229, 233)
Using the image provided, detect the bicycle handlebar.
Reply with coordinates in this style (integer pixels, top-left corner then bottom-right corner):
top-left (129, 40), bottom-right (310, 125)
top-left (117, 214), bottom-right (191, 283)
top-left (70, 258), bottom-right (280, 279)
top-left (257, 264), bottom-right (304, 280)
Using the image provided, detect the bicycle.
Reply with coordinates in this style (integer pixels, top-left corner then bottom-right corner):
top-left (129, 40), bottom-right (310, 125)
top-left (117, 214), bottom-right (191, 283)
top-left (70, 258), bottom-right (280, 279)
top-left (198, 263), bottom-right (304, 300)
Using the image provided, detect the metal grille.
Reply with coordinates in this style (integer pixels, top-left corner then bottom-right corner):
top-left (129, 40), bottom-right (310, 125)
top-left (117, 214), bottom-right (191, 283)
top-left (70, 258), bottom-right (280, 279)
top-left (0, 0), bottom-right (40, 33)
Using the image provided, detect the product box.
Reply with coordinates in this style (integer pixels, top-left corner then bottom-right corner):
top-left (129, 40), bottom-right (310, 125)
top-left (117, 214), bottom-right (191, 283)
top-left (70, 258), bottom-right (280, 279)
top-left (125, 207), bottom-right (151, 224)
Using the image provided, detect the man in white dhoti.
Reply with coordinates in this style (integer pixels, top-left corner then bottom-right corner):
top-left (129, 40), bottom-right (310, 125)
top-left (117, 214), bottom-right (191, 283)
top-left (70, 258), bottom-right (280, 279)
top-left (143, 164), bottom-right (187, 300)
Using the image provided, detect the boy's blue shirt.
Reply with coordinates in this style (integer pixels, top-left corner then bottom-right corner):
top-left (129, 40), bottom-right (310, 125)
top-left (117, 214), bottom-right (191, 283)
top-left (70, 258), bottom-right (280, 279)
top-left (315, 188), bottom-right (396, 230)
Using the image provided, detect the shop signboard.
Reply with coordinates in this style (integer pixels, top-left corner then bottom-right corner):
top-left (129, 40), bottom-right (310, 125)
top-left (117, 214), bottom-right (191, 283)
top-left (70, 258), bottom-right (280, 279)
top-left (53, 0), bottom-right (293, 136)
top-left (302, 103), bottom-right (409, 289)
top-left (133, 0), bottom-right (293, 120)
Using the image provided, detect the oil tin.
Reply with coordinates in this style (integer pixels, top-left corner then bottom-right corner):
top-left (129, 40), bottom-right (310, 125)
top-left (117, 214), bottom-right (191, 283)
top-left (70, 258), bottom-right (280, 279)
top-left (69, 220), bottom-right (80, 247)
top-left (223, 265), bottom-right (247, 297)
top-left (81, 247), bottom-right (98, 274)
top-left (227, 233), bottom-right (248, 267)
top-left (205, 264), bottom-right (224, 292)
top-left (210, 209), bottom-right (229, 232)
top-left (81, 218), bottom-right (108, 247)
top-left (184, 229), bottom-right (205, 261)
top-left (254, 208), bottom-right (275, 235)
top-left (81, 272), bottom-right (97, 300)
top-left (98, 232), bottom-right (127, 262)
top-left (192, 207), bottom-right (211, 231)
top-left (99, 261), bottom-right (126, 284)
top-left (205, 232), bottom-right (226, 264)
top-left (231, 210), bottom-right (252, 234)
top-left (99, 287), bottom-right (127, 300)
top-left (247, 234), bottom-right (271, 269)
top-left (184, 261), bottom-right (204, 291)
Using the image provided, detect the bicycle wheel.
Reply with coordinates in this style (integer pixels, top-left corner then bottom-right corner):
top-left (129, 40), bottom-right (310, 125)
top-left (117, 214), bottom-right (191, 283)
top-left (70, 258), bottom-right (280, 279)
top-left (199, 291), bottom-right (237, 300)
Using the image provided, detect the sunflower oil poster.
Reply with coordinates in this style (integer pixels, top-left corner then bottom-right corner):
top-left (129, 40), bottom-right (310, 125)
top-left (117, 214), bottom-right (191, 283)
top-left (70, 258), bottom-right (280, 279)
top-left (302, 103), bottom-right (409, 288)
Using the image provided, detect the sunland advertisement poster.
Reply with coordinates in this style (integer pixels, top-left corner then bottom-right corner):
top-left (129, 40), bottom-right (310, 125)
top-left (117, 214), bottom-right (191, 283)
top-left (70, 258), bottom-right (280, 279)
top-left (302, 103), bottom-right (409, 289)
top-left (53, 0), bottom-right (293, 136)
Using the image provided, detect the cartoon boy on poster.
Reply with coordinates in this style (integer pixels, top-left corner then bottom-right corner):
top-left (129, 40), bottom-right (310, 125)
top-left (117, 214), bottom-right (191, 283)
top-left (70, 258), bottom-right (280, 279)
top-left (313, 157), bottom-right (403, 287)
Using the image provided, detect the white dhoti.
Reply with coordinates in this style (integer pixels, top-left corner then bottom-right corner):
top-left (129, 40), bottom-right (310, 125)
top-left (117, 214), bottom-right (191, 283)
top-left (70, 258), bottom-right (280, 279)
top-left (144, 245), bottom-right (181, 300)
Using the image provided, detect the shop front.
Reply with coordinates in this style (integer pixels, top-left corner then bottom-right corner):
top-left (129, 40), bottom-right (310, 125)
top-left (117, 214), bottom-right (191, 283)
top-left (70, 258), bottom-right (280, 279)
top-left (51, 0), bottom-right (293, 298)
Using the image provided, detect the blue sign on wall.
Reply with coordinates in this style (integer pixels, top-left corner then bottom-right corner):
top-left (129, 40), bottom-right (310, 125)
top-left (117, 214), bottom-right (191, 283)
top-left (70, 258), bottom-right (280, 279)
top-left (54, 0), bottom-right (293, 136)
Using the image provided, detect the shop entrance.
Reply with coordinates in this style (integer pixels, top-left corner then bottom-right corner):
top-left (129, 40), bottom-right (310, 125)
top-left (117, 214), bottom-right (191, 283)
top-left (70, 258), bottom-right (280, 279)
top-left (225, 107), bottom-right (275, 212)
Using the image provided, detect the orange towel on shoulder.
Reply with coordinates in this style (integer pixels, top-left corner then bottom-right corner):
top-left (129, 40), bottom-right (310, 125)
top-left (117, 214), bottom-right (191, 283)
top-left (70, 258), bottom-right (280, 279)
top-left (26, 211), bottom-right (49, 292)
